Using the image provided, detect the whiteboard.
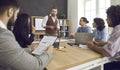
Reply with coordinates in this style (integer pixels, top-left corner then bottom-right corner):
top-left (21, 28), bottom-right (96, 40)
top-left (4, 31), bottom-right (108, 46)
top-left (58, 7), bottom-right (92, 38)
top-left (35, 18), bottom-right (45, 30)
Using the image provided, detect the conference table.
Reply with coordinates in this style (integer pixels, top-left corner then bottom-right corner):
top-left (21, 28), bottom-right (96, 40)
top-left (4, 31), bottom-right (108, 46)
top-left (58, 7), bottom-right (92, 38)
top-left (46, 40), bottom-right (109, 70)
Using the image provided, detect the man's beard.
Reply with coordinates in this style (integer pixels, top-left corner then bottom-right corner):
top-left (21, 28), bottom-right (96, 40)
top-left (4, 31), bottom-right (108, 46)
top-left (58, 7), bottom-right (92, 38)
top-left (51, 14), bottom-right (56, 17)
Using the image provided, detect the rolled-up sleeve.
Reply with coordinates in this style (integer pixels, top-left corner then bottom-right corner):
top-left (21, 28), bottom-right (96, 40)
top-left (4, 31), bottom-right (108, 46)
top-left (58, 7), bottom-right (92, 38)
top-left (57, 19), bottom-right (60, 29)
top-left (42, 16), bottom-right (48, 28)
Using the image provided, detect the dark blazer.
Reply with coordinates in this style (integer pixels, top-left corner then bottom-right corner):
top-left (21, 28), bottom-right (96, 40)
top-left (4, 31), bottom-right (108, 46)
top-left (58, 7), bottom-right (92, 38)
top-left (13, 18), bottom-right (34, 48)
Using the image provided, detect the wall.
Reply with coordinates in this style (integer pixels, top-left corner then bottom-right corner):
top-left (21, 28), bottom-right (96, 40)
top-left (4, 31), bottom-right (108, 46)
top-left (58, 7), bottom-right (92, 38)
top-left (19, 0), bottom-right (86, 34)
top-left (68, 0), bottom-right (120, 34)
top-left (67, 0), bottom-right (85, 34)
top-left (111, 0), bottom-right (120, 5)
top-left (19, 0), bottom-right (67, 18)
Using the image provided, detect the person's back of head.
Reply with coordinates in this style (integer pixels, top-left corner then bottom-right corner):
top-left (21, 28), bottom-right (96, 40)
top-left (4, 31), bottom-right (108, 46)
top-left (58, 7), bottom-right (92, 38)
top-left (0, 0), bottom-right (19, 16)
top-left (94, 18), bottom-right (105, 31)
top-left (106, 5), bottom-right (120, 27)
top-left (15, 13), bottom-right (30, 27)
top-left (13, 13), bottom-right (30, 34)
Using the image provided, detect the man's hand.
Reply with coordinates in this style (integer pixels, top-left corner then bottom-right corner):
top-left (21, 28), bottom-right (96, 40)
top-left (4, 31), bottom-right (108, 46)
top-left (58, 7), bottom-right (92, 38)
top-left (69, 35), bottom-right (74, 39)
top-left (29, 45), bottom-right (38, 52)
top-left (32, 25), bottom-right (35, 34)
top-left (87, 41), bottom-right (95, 49)
top-left (49, 26), bottom-right (55, 29)
top-left (44, 26), bottom-right (55, 30)
top-left (93, 40), bottom-right (107, 46)
top-left (87, 41), bottom-right (110, 57)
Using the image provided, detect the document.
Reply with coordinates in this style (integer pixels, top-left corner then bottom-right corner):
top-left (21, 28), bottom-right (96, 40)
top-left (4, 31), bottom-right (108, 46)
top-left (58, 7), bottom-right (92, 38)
top-left (35, 18), bottom-right (45, 30)
top-left (32, 36), bottom-right (57, 55)
top-left (79, 44), bottom-right (89, 49)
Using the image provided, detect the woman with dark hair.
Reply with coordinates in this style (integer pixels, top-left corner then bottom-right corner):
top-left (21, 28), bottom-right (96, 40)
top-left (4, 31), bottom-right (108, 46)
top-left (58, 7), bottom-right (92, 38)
top-left (87, 5), bottom-right (120, 70)
top-left (77, 17), bottom-right (92, 33)
top-left (13, 13), bottom-right (35, 48)
top-left (92, 18), bottom-right (109, 42)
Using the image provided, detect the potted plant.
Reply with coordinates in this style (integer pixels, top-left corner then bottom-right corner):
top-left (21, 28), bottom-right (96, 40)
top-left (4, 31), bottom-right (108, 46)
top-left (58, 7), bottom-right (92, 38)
top-left (59, 13), bottom-right (65, 19)
top-left (59, 13), bottom-right (66, 25)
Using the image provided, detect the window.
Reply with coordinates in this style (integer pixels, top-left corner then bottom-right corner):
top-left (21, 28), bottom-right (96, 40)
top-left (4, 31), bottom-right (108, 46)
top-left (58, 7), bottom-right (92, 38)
top-left (85, 0), bottom-right (110, 28)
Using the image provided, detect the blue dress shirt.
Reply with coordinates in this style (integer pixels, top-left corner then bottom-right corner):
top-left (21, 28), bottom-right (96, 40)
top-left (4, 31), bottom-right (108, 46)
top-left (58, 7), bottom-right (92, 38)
top-left (77, 26), bottom-right (92, 33)
top-left (93, 28), bottom-right (109, 42)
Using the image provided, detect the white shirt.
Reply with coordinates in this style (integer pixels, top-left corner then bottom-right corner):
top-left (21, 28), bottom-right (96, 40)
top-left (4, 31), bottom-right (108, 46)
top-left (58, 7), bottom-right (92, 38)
top-left (0, 20), bottom-right (7, 29)
top-left (42, 15), bottom-right (60, 29)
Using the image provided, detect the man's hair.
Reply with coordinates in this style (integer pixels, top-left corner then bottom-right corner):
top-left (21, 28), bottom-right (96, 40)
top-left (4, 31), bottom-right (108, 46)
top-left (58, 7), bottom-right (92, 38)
top-left (81, 17), bottom-right (89, 23)
top-left (94, 18), bottom-right (105, 31)
top-left (51, 7), bottom-right (58, 10)
top-left (106, 5), bottom-right (120, 27)
top-left (0, 0), bottom-right (20, 15)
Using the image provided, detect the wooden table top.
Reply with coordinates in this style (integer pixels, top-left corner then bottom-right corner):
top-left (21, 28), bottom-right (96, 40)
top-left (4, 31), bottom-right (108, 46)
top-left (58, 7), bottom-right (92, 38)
top-left (47, 42), bottom-right (102, 70)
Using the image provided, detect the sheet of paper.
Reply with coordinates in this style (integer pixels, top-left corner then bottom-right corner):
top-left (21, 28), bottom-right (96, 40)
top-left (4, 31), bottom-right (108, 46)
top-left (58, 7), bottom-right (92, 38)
top-left (35, 18), bottom-right (45, 30)
top-left (32, 36), bottom-right (57, 55)
top-left (32, 41), bottom-right (40, 44)
top-left (79, 44), bottom-right (89, 49)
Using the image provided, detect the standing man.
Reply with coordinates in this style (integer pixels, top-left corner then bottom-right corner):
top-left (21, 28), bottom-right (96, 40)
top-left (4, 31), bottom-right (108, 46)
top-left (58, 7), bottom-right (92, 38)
top-left (42, 7), bottom-right (60, 36)
top-left (0, 0), bottom-right (53, 70)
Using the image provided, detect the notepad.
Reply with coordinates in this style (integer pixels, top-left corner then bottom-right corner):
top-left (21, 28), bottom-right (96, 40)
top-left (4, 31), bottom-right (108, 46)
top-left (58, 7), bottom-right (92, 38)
top-left (32, 36), bottom-right (57, 55)
top-left (79, 44), bottom-right (88, 49)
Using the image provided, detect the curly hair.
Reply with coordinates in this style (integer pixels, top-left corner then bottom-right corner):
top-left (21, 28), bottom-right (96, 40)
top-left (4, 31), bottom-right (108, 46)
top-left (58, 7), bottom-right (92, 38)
top-left (94, 18), bottom-right (105, 31)
top-left (106, 5), bottom-right (120, 27)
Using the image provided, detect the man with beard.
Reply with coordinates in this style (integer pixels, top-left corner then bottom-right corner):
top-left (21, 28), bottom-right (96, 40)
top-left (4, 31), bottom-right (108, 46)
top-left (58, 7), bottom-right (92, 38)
top-left (42, 7), bottom-right (60, 36)
top-left (87, 5), bottom-right (120, 70)
top-left (0, 0), bottom-right (53, 70)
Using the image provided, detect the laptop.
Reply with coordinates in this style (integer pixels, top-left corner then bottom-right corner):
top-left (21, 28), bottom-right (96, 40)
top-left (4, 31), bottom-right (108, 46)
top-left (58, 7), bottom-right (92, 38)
top-left (75, 33), bottom-right (93, 45)
top-left (68, 33), bottom-right (92, 46)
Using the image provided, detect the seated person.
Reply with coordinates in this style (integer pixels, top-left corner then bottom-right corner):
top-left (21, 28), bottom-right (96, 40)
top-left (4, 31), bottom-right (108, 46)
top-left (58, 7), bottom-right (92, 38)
top-left (87, 5), bottom-right (120, 70)
top-left (70, 17), bottom-right (92, 38)
top-left (92, 18), bottom-right (109, 42)
top-left (77, 17), bottom-right (92, 33)
top-left (13, 13), bottom-right (35, 48)
top-left (0, 0), bottom-right (53, 70)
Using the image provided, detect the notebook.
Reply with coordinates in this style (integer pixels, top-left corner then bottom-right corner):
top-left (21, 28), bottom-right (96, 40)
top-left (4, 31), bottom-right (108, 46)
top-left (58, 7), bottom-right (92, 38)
top-left (75, 33), bottom-right (93, 45)
top-left (32, 36), bottom-right (57, 55)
